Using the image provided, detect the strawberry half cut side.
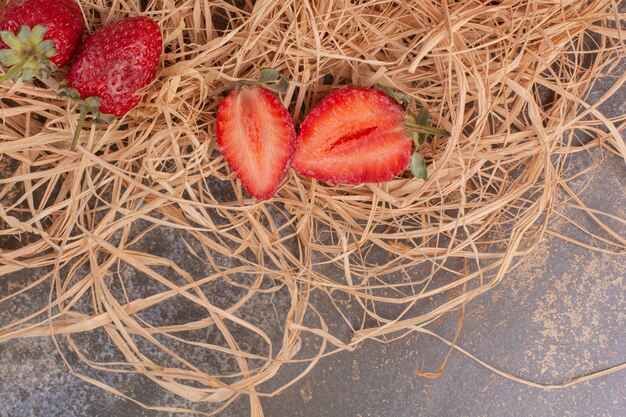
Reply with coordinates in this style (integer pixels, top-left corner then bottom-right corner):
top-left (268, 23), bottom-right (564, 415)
top-left (292, 86), bottom-right (414, 184)
top-left (216, 85), bottom-right (296, 201)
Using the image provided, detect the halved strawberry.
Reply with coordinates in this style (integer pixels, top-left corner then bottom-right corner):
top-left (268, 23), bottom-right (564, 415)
top-left (292, 86), bottom-right (414, 184)
top-left (216, 85), bottom-right (296, 200)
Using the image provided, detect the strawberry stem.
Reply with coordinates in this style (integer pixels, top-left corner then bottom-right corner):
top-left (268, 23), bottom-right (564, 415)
top-left (71, 105), bottom-right (88, 150)
top-left (0, 64), bottom-right (23, 83)
top-left (403, 110), bottom-right (449, 181)
top-left (211, 69), bottom-right (289, 97)
top-left (60, 87), bottom-right (114, 150)
top-left (406, 121), bottom-right (450, 137)
top-left (210, 82), bottom-right (242, 97)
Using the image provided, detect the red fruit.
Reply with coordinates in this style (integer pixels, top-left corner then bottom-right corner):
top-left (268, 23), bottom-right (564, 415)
top-left (216, 85), bottom-right (296, 200)
top-left (292, 86), bottom-right (413, 184)
top-left (67, 16), bottom-right (162, 117)
top-left (0, 0), bottom-right (84, 81)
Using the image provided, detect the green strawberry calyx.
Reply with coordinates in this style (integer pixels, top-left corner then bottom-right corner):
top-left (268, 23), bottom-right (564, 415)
top-left (0, 25), bottom-right (58, 83)
top-left (374, 83), bottom-right (450, 181)
top-left (211, 68), bottom-right (290, 97)
top-left (59, 86), bottom-right (115, 150)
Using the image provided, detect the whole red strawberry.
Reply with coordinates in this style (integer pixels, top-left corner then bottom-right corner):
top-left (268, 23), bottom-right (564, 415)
top-left (67, 16), bottom-right (162, 117)
top-left (0, 0), bottom-right (85, 82)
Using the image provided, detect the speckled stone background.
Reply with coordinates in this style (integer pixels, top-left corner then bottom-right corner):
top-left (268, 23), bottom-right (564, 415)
top-left (1, 31), bottom-right (626, 417)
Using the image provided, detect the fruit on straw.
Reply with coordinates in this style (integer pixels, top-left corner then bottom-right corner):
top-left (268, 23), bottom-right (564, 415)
top-left (0, 0), bottom-right (85, 82)
top-left (66, 16), bottom-right (162, 117)
top-left (292, 86), bottom-right (446, 183)
top-left (215, 69), bottom-right (296, 200)
top-left (62, 16), bottom-right (162, 149)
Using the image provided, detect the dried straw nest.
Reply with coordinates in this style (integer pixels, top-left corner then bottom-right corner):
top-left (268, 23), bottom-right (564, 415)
top-left (1, 0), bottom-right (625, 415)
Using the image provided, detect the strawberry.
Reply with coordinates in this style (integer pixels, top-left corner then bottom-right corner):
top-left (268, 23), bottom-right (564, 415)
top-left (216, 80), bottom-right (296, 200)
top-left (292, 86), bottom-right (448, 184)
top-left (0, 0), bottom-right (85, 82)
top-left (66, 16), bottom-right (162, 118)
top-left (62, 16), bottom-right (162, 149)
top-left (292, 86), bottom-right (411, 184)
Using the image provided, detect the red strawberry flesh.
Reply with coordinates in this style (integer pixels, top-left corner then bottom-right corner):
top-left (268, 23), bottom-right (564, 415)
top-left (216, 86), bottom-right (296, 200)
top-left (67, 16), bottom-right (162, 117)
top-left (292, 86), bottom-right (413, 184)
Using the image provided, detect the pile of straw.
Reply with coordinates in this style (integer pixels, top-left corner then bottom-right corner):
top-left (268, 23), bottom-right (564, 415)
top-left (1, 0), bottom-right (625, 415)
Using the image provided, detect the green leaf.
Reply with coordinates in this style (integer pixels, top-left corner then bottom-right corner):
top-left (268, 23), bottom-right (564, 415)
top-left (39, 40), bottom-right (56, 56)
top-left (415, 108), bottom-right (430, 126)
top-left (16, 26), bottom-right (30, 44)
top-left (258, 68), bottom-right (289, 95)
top-left (258, 68), bottom-right (280, 83)
top-left (85, 96), bottom-right (102, 109)
top-left (414, 109), bottom-right (431, 145)
top-left (21, 68), bottom-right (33, 82)
top-left (374, 83), bottom-right (411, 108)
top-left (30, 25), bottom-right (47, 46)
top-left (58, 86), bottom-right (83, 101)
top-left (264, 77), bottom-right (289, 95)
top-left (275, 77), bottom-right (289, 94)
top-left (0, 49), bottom-right (18, 66)
top-left (410, 130), bottom-right (421, 147)
top-left (94, 113), bottom-right (115, 124)
top-left (410, 153), bottom-right (428, 180)
top-left (0, 31), bottom-right (20, 50)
